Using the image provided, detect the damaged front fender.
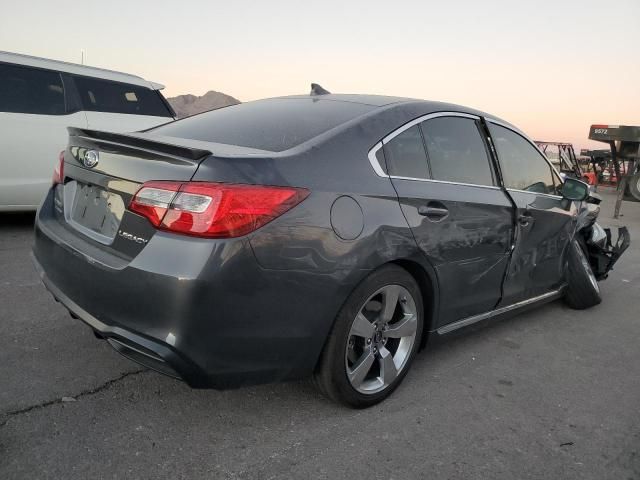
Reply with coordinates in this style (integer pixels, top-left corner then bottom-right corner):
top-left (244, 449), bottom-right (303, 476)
top-left (583, 224), bottom-right (630, 280)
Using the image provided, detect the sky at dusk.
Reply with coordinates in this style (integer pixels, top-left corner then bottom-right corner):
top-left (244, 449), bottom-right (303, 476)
top-left (2, 0), bottom-right (638, 150)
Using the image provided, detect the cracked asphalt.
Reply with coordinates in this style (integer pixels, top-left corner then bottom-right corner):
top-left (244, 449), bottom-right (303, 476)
top-left (1, 189), bottom-right (639, 480)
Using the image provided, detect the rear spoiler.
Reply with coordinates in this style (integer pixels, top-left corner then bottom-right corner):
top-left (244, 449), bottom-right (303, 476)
top-left (67, 127), bottom-right (211, 161)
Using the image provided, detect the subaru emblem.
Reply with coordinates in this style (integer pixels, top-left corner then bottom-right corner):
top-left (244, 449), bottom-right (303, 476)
top-left (83, 150), bottom-right (99, 168)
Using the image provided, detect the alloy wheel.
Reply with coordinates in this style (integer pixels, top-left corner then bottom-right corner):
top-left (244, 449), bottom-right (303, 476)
top-left (344, 284), bottom-right (418, 394)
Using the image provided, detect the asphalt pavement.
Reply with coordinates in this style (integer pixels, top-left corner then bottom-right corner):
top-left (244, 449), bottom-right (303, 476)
top-left (1, 188), bottom-right (639, 480)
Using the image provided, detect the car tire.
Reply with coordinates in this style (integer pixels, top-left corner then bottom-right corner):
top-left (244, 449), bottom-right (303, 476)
top-left (627, 173), bottom-right (640, 202)
top-left (313, 264), bottom-right (424, 408)
top-left (564, 239), bottom-right (602, 310)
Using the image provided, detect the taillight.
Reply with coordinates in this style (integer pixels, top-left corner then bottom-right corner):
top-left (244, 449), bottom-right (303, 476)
top-left (129, 181), bottom-right (309, 238)
top-left (53, 151), bottom-right (65, 185)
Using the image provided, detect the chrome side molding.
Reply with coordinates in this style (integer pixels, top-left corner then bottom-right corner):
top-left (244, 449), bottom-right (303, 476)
top-left (436, 289), bottom-right (564, 335)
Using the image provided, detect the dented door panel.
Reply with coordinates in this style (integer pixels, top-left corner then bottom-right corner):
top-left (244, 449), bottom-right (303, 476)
top-left (499, 191), bottom-right (576, 305)
top-left (390, 179), bottom-right (513, 326)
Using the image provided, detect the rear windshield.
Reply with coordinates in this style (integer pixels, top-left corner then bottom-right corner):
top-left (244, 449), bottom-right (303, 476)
top-left (73, 75), bottom-right (173, 117)
top-left (150, 98), bottom-right (374, 152)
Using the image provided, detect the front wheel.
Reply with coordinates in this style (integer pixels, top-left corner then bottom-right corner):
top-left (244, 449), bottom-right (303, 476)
top-left (314, 265), bottom-right (424, 408)
top-left (564, 238), bottom-right (602, 309)
top-left (628, 172), bottom-right (640, 202)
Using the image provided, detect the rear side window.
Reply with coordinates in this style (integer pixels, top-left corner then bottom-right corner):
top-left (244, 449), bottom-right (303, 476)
top-left (152, 98), bottom-right (373, 152)
top-left (0, 63), bottom-right (65, 115)
top-left (383, 125), bottom-right (430, 179)
top-left (420, 116), bottom-right (494, 186)
top-left (73, 76), bottom-right (172, 117)
top-left (490, 124), bottom-right (556, 194)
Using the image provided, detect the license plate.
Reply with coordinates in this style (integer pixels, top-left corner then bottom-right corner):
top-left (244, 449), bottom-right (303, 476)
top-left (70, 182), bottom-right (125, 241)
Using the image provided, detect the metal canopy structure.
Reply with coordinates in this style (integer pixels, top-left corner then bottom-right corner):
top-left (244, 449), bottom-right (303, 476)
top-left (588, 124), bottom-right (640, 218)
top-left (535, 141), bottom-right (583, 180)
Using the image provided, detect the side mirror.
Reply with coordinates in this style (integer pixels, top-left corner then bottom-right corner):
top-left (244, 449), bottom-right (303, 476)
top-left (561, 177), bottom-right (589, 202)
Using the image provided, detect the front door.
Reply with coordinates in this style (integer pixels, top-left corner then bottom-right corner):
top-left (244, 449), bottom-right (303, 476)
top-left (487, 122), bottom-right (577, 305)
top-left (382, 113), bottom-right (514, 327)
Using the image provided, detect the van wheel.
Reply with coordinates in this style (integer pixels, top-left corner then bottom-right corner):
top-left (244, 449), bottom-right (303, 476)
top-left (314, 265), bottom-right (423, 408)
top-left (564, 239), bottom-right (602, 310)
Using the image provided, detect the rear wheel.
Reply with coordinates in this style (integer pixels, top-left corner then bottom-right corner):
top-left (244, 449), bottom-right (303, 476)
top-left (314, 265), bottom-right (424, 408)
top-left (564, 238), bottom-right (601, 309)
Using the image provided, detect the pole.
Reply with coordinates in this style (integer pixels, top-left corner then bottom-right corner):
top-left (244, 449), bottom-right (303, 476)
top-left (612, 142), bottom-right (625, 218)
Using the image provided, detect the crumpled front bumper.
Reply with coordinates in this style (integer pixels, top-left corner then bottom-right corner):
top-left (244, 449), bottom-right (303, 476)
top-left (585, 224), bottom-right (630, 280)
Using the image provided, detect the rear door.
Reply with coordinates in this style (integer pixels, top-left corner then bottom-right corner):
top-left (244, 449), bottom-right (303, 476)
top-left (0, 62), bottom-right (88, 209)
top-left (71, 75), bottom-right (174, 133)
top-left (381, 112), bottom-right (514, 326)
top-left (487, 121), bottom-right (576, 305)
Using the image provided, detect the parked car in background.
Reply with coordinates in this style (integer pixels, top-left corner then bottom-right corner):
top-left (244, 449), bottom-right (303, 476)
top-left (32, 88), bottom-right (628, 407)
top-left (0, 51), bottom-right (175, 211)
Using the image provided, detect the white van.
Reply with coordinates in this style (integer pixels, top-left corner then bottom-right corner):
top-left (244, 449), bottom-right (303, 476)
top-left (0, 51), bottom-right (176, 211)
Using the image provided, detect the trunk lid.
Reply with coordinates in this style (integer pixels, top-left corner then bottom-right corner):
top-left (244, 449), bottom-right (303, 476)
top-left (53, 128), bottom-right (212, 260)
top-left (66, 127), bottom-right (212, 182)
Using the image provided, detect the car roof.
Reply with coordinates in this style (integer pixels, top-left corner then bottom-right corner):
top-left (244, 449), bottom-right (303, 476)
top-left (304, 95), bottom-right (523, 148)
top-left (274, 93), bottom-right (506, 122)
top-left (0, 51), bottom-right (165, 90)
top-left (148, 93), bottom-right (520, 154)
top-left (276, 93), bottom-right (416, 107)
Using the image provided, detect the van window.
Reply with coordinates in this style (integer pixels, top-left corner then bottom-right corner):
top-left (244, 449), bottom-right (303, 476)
top-left (0, 63), bottom-right (65, 115)
top-left (420, 116), bottom-right (494, 186)
top-left (490, 124), bottom-right (557, 194)
top-left (383, 125), bottom-right (430, 179)
top-left (73, 76), bottom-right (173, 117)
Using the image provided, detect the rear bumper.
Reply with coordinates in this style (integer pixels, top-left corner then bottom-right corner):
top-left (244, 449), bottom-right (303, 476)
top-left (32, 190), bottom-right (355, 389)
top-left (33, 254), bottom-right (201, 384)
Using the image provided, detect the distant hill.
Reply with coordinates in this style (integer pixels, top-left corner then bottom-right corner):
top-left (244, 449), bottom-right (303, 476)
top-left (166, 90), bottom-right (240, 118)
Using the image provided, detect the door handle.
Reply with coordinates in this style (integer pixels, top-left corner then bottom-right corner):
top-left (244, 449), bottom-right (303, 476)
top-left (418, 204), bottom-right (449, 221)
top-left (518, 212), bottom-right (534, 226)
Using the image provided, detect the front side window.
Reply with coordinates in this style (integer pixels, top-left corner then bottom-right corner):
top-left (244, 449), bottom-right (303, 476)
top-left (73, 76), bottom-right (173, 117)
top-left (0, 63), bottom-right (65, 115)
top-left (383, 125), bottom-right (430, 179)
top-left (490, 124), bottom-right (556, 194)
top-left (420, 116), bottom-right (494, 186)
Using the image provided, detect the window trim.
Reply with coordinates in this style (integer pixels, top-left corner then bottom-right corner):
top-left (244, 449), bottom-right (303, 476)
top-left (486, 119), bottom-right (564, 199)
top-left (368, 142), bottom-right (387, 176)
top-left (368, 111), bottom-right (501, 190)
top-left (383, 111), bottom-right (479, 143)
top-left (381, 123), bottom-right (431, 180)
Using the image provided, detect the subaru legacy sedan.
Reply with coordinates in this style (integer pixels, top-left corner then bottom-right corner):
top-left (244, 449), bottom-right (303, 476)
top-left (32, 88), bottom-right (628, 407)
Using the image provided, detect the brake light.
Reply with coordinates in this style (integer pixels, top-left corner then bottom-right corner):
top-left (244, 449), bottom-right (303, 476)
top-left (129, 181), bottom-right (309, 238)
top-left (53, 151), bottom-right (65, 185)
